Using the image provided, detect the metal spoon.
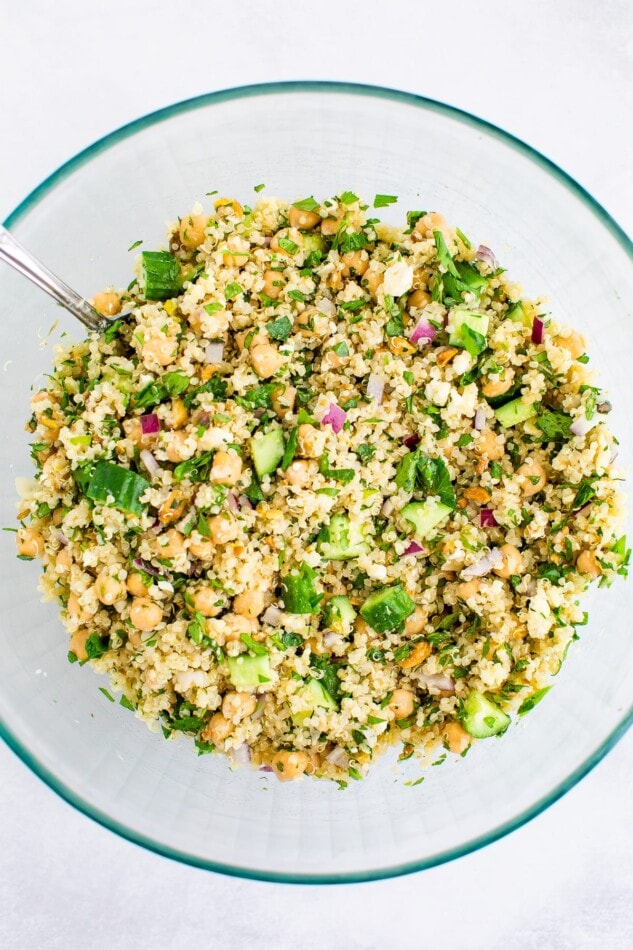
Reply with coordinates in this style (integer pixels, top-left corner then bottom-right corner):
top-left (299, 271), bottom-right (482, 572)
top-left (0, 225), bottom-right (126, 333)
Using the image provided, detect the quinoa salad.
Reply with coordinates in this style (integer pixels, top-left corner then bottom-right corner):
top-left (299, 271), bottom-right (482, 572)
top-left (15, 192), bottom-right (628, 785)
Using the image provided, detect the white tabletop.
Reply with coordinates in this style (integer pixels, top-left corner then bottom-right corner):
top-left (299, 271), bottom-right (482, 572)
top-left (1, 2), bottom-right (632, 947)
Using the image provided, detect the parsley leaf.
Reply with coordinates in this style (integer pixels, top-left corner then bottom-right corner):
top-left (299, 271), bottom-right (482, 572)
top-left (266, 316), bottom-right (293, 342)
top-left (224, 282), bottom-right (243, 301)
top-left (319, 452), bottom-right (355, 485)
top-left (293, 196), bottom-right (319, 212)
top-left (535, 410), bottom-right (573, 442)
top-left (373, 194), bottom-right (398, 208)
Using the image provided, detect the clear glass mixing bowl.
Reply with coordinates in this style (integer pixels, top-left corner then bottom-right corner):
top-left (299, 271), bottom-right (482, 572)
top-left (1, 83), bottom-right (631, 883)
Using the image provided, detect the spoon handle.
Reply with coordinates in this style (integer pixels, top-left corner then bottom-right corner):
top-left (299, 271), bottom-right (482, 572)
top-left (0, 225), bottom-right (105, 332)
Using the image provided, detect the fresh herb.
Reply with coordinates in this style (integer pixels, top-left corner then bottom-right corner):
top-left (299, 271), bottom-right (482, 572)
top-left (366, 647), bottom-right (386, 663)
top-left (99, 687), bottom-right (115, 702)
top-left (103, 320), bottom-right (122, 344)
top-left (240, 633), bottom-right (268, 657)
top-left (173, 451), bottom-right (214, 483)
top-left (128, 239), bottom-right (143, 251)
top-left (339, 191), bottom-right (359, 205)
top-left (394, 450), bottom-right (456, 509)
top-left (271, 631), bottom-right (303, 650)
top-left (278, 237), bottom-right (299, 255)
top-left (310, 655), bottom-right (343, 704)
top-left (281, 562), bottom-right (323, 614)
top-left (204, 302), bottom-right (224, 315)
top-left (183, 376), bottom-right (228, 409)
top-left (84, 633), bottom-right (109, 661)
top-left (267, 316), bottom-right (293, 342)
top-left (254, 183), bottom-right (266, 193)
top-left (236, 383), bottom-right (279, 409)
top-left (373, 194), bottom-right (398, 208)
top-left (281, 427), bottom-right (299, 470)
top-left (85, 461), bottom-right (149, 517)
top-left (461, 324), bottom-right (487, 358)
top-left (406, 210), bottom-right (426, 231)
top-left (572, 476), bottom-right (598, 510)
top-left (134, 380), bottom-right (167, 410)
top-left (518, 686), bottom-right (551, 716)
top-left (293, 196), bottom-right (319, 212)
top-left (355, 444), bottom-right (376, 462)
top-left (224, 281), bottom-right (243, 301)
top-left (120, 695), bottom-right (135, 711)
top-left (535, 410), bottom-right (573, 442)
top-left (162, 371), bottom-right (190, 396)
top-left (338, 297), bottom-right (368, 313)
top-left (456, 434), bottom-right (473, 447)
top-left (319, 453), bottom-right (355, 485)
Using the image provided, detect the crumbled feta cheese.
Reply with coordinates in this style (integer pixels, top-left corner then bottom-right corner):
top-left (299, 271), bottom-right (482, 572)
top-left (382, 261), bottom-right (413, 298)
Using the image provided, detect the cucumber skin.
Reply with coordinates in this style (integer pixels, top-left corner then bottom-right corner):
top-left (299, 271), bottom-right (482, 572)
top-left (494, 398), bottom-right (537, 429)
top-left (460, 690), bottom-right (511, 738)
top-left (250, 428), bottom-right (285, 478)
top-left (402, 500), bottom-right (451, 539)
top-left (227, 654), bottom-right (272, 689)
top-left (360, 584), bottom-right (415, 634)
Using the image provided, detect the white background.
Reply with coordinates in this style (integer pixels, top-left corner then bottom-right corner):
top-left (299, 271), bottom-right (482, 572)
top-left (1, 1), bottom-right (632, 947)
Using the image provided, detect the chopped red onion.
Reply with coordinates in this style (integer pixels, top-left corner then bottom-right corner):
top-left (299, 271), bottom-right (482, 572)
top-left (321, 402), bottom-right (346, 434)
top-left (480, 508), bottom-right (497, 528)
top-left (461, 547), bottom-right (504, 579)
top-left (133, 557), bottom-right (160, 577)
top-left (259, 765), bottom-right (273, 772)
top-left (204, 342), bottom-right (225, 364)
top-left (531, 317), bottom-right (544, 345)
top-left (140, 413), bottom-right (160, 435)
top-left (252, 696), bottom-right (267, 721)
top-left (417, 672), bottom-right (455, 693)
top-left (473, 407), bottom-right (486, 430)
top-left (476, 245), bottom-right (498, 271)
top-left (404, 541), bottom-right (424, 556)
top-left (366, 373), bottom-right (385, 402)
top-left (230, 744), bottom-right (251, 767)
top-left (573, 502), bottom-right (593, 518)
top-left (261, 605), bottom-right (283, 627)
top-left (54, 529), bottom-right (68, 547)
top-left (226, 492), bottom-right (240, 513)
top-left (403, 433), bottom-right (420, 449)
top-left (140, 449), bottom-right (162, 480)
top-left (380, 498), bottom-right (394, 518)
top-left (238, 494), bottom-right (255, 510)
top-left (410, 319), bottom-right (437, 345)
top-left (570, 414), bottom-right (598, 438)
top-left (325, 747), bottom-right (350, 769)
top-left (196, 411), bottom-right (211, 427)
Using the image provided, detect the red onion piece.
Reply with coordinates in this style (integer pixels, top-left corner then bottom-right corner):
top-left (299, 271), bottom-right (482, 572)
top-left (252, 696), bottom-right (267, 721)
top-left (570, 414), bottom-right (598, 438)
top-left (226, 492), bottom-right (240, 513)
top-left (404, 541), bottom-right (424, 556)
top-left (366, 373), bottom-right (385, 402)
top-left (54, 529), bottom-right (68, 547)
top-left (473, 407), bottom-right (486, 430)
top-left (476, 245), bottom-right (498, 271)
top-left (410, 320), bottom-right (437, 345)
top-left (230, 744), bottom-right (251, 767)
top-left (461, 547), bottom-right (504, 579)
top-left (531, 317), bottom-right (544, 345)
top-left (480, 508), bottom-right (498, 528)
top-left (403, 433), bottom-right (420, 449)
top-left (573, 502), bottom-right (593, 517)
top-left (204, 342), bottom-right (225, 364)
top-left (326, 747), bottom-right (350, 770)
top-left (259, 765), bottom-right (273, 772)
top-left (140, 449), bottom-right (162, 480)
top-left (417, 672), bottom-right (455, 693)
top-left (133, 557), bottom-right (160, 577)
top-left (380, 498), bottom-right (394, 518)
top-left (140, 413), bottom-right (160, 435)
top-left (321, 402), bottom-right (346, 434)
top-left (261, 605), bottom-right (283, 627)
top-left (238, 494), bottom-right (255, 510)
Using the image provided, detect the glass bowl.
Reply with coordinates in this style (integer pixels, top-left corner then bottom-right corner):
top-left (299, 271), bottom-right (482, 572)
top-left (1, 82), bottom-right (631, 883)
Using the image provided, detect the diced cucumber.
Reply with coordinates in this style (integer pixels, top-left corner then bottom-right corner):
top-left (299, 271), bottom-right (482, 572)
top-left (250, 428), bottom-right (285, 478)
top-left (281, 562), bottom-right (322, 614)
top-left (317, 513), bottom-right (370, 561)
top-left (448, 307), bottom-right (489, 349)
top-left (323, 596), bottom-right (356, 635)
top-left (302, 232), bottom-right (326, 255)
top-left (292, 677), bottom-right (338, 725)
top-left (227, 653), bottom-right (273, 689)
top-left (506, 301), bottom-right (531, 328)
top-left (402, 499), bottom-right (452, 539)
top-left (360, 584), bottom-right (415, 633)
top-left (141, 250), bottom-right (182, 301)
top-left (494, 397), bottom-right (537, 429)
top-left (460, 690), bottom-right (510, 738)
top-left (85, 461), bottom-right (149, 516)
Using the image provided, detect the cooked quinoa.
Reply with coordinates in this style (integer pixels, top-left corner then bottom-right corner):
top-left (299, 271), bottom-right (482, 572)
top-left (15, 193), bottom-right (628, 784)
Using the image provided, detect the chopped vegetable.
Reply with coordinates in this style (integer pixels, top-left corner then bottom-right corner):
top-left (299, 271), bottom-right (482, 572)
top-left (85, 461), bottom-right (149, 516)
top-left (360, 584), bottom-right (415, 633)
top-left (141, 250), bottom-right (181, 300)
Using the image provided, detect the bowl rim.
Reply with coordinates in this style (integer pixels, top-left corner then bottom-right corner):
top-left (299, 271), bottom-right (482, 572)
top-left (2, 80), bottom-right (632, 884)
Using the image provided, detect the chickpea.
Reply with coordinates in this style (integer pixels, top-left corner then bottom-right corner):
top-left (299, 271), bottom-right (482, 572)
top-left (250, 343), bottom-right (286, 379)
top-left (152, 528), bottom-right (185, 559)
top-left (363, 265), bottom-right (384, 299)
top-left (295, 308), bottom-right (331, 337)
top-left (493, 543), bottom-right (524, 579)
top-left (413, 212), bottom-right (450, 241)
top-left (220, 613), bottom-right (259, 642)
top-left (442, 720), bottom-right (472, 755)
top-left (221, 236), bottom-right (250, 268)
top-left (141, 337), bottom-right (177, 367)
top-left (271, 227), bottom-right (303, 256)
top-left (477, 428), bottom-right (504, 461)
top-left (30, 390), bottom-right (54, 412)
top-left (233, 589), bottom-right (267, 619)
top-left (158, 490), bottom-right (188, 525)
top-left (297, 424), bottom-right (326, 459)
top-left (210, 450), bottom-right (242, 486)
top-left (481, 368), bottom-right (515, 398)
top-left (67, 592), bottom-right (93, 621)
top-left (271, 384), bottom-right (296, 419)
top-left (407, 288), bottom-right (431, 311)
top-left (262, 269), bottom-right (285, 300)
top-left (126, 572), bottom-right (149, 597)
top-left (399, 641), bottom-right (431, 670)
top-left (94, 570), bottom-right (126, 606)
top-left (68, 629), bottom-right (90, 662)
top-left (208, 513), bottom-right (239, 545)
top-left (169, 398), bottom-right (188, 430)
top-left (16, 527), bottom-right (45, 559)
top-left (55, 547), bottom-right (72, 573)
top-left (341, 250), bottom-right (369, 277)
top-left (554, 330), bottom-right (585, 360)
top-left (576, 549), bottom-right (601, 578)
top-left (165, 431), bottom-right (195, 463)
top-left (129, 597), bottom-right (163, 631)
top-left (289, 205), bottom-right (321, 230)
top-left (517, 458), bottom-right (547, 497)
top-left (320, 218), bottom-right (339, 236)
top-left (188, 533), bottom-right (216, 561)
top-left (456, 578), bottom-right (481, 600)
top-left (192, 586), bottom-right (222, 617)
top-left (92, 290), bottom-right (121, 317)
top-left (271, 749), bottom-right (310, 782)
top-left (214, 197), bottom-right (243, 218)
top-left (283, 459), bottom-right (317, 488)
top-left (202, 712), bottom-right (232, 745)
top-left (404, 606), bottom-right (427, 637)
top-left (388, 689), bottom-right (415, 719)
top-left (235, 329), bottom-right (267, 352)
top-left (222, 691), bottom-right (258, 722)
top-left (178, 213), bottom-right (207, 249)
